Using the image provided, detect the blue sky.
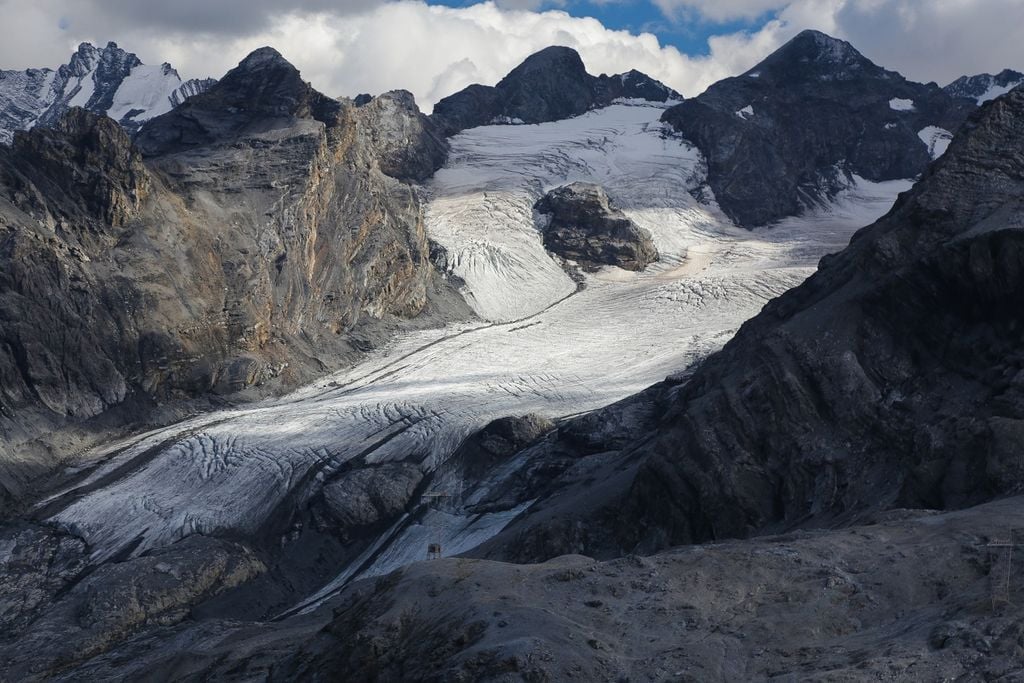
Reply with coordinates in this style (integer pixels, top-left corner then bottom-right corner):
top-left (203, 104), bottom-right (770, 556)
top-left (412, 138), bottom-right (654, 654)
top-left (432, 0), bottom-right (768, 57)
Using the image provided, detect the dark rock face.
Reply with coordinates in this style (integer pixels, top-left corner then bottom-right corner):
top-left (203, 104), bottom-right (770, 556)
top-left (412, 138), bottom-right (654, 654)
top-left (0, 48), bottom-right (464, 505)
top-left (472, 85), bottom-right (1024, 562)
top-left (662, 30), bottom-right (976, 227)
top-left (600, 69), bottom-right (681, 103)
top-left (945, 68), bottom-right (1024, 102)
top-left (431, 46), bottom-right (680, 136)
top-left (535, 182), bottom-right (658, 271)
top-left (133, 47), bottom-right (343, 155)
top-left (9, 107), bottom-right (150, 226)
top-left (451, 414), bottom-right (555, 486)
top-left (318, 463), bottom-right (425, 532)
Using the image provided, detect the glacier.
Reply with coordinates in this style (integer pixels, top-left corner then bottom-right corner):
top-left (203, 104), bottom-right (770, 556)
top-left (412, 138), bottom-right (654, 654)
top-left (35, 102), bottom-right (913, 607)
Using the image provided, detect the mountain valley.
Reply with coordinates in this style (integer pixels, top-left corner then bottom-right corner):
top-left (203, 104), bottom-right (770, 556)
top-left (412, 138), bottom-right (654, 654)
top-left (0, 28), bottom-right (1021, 681)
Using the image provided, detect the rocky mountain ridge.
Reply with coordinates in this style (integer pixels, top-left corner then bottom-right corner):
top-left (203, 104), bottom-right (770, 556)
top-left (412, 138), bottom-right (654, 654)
top-left (0, 41), bottom-right (215, 145)
top-left (945, 68), bottom-right (1024, 103)
top-left (662, 29), bottom-right (976, 227)
top-left (0, 47), bottom-right (465, 508)
top-left (430, 46), bottom-right (680, 136)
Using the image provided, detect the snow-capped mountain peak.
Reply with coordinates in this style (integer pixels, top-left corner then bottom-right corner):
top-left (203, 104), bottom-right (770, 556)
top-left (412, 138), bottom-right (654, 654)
top-left (944, 68), bottom-right (1024, 103)
top-left (0, 41), bottom-right (216, 144)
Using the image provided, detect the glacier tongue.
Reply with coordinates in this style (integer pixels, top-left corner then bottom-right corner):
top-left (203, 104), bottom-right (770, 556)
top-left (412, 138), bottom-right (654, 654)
top-left (40, 102), bottom-right (912, 599)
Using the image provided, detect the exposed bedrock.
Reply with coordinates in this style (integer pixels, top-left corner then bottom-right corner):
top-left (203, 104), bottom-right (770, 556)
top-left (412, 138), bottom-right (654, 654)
top-left (469, 85), bottom-right (1024, 563)
top-left (535, 182), bottom-right (658, 271)
top-left (0, 47), bottom-right (465, 506)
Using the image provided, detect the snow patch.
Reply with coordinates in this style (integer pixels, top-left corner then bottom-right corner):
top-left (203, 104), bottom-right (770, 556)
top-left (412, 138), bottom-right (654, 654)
top-left (66, 71), bottom-right (96, 108)
top-left (918, 125), bottom-right (953, 160)
top-left (107, 64), bottom-right (180, 124)
top-left (977, 82), bottom-right (1021, 104)
top-left (889, 98), bottom-right (915, 112)
top-left (736, 105), bottom-right (754, 120)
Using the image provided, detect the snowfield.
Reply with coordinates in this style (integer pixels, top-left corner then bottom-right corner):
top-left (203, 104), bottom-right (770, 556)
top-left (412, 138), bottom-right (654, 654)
top-left (39, 103), bottom-right (912, 607)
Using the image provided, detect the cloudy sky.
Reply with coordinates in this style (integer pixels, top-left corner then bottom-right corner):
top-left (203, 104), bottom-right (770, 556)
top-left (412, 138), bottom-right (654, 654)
top-left (0, 0), bottom-right (1021, 111)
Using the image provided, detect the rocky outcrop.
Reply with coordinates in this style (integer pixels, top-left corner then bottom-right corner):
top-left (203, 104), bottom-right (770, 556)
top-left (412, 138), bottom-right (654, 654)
top-left (0, 533), bottom-right (264, 679)
top-left (535, 182), bottom-right (658, 271)
top-left (317, 462), bottom-right (425, 533)
top-left (0, 47), bottom-right (466, 506)
top-left (0, 42), bottom-right (215, 145)
top-left (661, 30), bottom-right (975, 227)
top-left (945, 68), bottom-right (1024, 103)
top-left (431, 46), bottom-right (680, 136)
top-left (449, 414), bottom-right (555, 488)
top-left (350, 90), bottom-right (448, 182)
top-left (468, 84), bottom-right (1024, 562)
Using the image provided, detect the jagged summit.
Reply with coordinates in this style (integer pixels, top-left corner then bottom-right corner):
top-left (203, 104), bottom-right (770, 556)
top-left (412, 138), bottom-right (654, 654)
top-left (662, 30), bottom-right (975, 227)
top-left (214, 46), bottom-right (307, 98)
top-left (234, 46), bottom-right (290, 71)
top-left (431, 45), bottom-right (680, 135)
top-left (787, 29), bottom-right (862, 59)
top-left (0, 41), bottom-right (215, 143)
top-left (498, 45), bottom-right (588, 85)
top-left (744, 29), bottom-right (884, 81)
top-left (133, 47), bottom-right (345, 156)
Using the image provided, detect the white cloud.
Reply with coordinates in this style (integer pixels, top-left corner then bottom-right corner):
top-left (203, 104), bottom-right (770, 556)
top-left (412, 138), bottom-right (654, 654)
top-left (652, 0), bottom-right (790, 22)
top-left (652, 0), bottom-right (1024, 87)
top-left (830, 0), bottom-right (1024, 85)
top-left (0, 1), bottom-right (768, 110)
top-left (0, 0), bottom-right (1019, 116)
